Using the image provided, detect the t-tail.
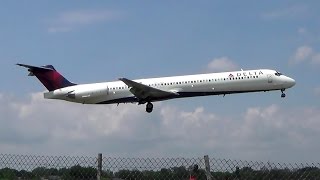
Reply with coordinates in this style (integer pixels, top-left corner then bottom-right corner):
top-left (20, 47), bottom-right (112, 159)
top-left (17, 63), bottom-right (76, 91)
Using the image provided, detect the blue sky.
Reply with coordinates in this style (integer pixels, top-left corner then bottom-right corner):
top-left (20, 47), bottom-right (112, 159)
top-left (1, 1), bottom-right (320, 163)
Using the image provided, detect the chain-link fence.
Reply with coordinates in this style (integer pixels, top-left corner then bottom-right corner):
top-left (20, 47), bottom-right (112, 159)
top-left (0, 153), bottom-right (320, 180)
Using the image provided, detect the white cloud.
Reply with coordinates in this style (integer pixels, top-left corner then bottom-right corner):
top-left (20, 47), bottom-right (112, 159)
top-left (298, 27), bottom-right (307, 34)
top-left (207, 57), bottom-right (238, 72)
top-left (1, 92), bottom-right (320, 162)
top-left (311, 53), bottom-right (320, 64)
top-left (47, 9), bottom-right (122, 33)
top-left (289, 45), bottom-right (320, 65)
top-left (314, 87), bottom-right (320, 96)
top-left (291, 45), bottom-right (313, 64)
top-left (262, 4), bottom-right (308, 20)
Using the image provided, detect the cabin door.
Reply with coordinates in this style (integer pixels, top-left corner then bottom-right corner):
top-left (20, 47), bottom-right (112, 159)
top-left (267, 74), bottom-right (272, 83)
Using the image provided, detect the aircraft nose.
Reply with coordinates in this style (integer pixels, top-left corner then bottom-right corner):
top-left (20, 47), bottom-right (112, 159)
top-left (286, 77), bottom-right (296, 88)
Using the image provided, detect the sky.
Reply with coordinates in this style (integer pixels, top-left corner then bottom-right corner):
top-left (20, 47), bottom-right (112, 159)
top-left (0, 1), bottom-right (320, 163)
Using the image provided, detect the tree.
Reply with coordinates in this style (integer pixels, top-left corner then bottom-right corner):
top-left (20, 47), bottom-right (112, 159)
top-left (0, 168), bottom-right (18, 179)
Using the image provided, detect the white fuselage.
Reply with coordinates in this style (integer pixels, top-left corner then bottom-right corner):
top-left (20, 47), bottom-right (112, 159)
top-left (44, 69), bottom-right (295, 104)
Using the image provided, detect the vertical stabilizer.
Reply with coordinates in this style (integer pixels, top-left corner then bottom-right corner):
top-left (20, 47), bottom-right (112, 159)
top-left (17, 63), bottom-right (76, 91)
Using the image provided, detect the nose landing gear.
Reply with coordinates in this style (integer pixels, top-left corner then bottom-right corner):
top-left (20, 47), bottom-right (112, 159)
top-left (146, 102), bottom-right (153, 113)
top-left (281, 89), bottom-right (286, 98)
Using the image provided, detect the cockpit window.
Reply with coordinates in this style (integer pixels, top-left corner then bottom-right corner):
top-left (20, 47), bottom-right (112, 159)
top-left (275, 71), bottom-right (282, 76)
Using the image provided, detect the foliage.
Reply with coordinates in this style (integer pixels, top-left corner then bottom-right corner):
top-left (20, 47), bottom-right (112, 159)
top-left (0, 165), bottom-right (320, 179)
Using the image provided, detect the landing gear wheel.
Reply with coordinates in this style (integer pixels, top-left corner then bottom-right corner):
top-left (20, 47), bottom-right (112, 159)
top-left (281, 89), bottom-right (286, 98)
top-left (146, 102), bottom-right (153, 113)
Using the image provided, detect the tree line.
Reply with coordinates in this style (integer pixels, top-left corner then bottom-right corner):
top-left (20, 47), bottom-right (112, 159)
top-left (0, 165), bottom-right (319, 179)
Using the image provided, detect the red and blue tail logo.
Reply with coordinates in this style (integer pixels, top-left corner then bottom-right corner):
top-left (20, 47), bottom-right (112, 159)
top-left (17, 64), bottom-right (76, 91)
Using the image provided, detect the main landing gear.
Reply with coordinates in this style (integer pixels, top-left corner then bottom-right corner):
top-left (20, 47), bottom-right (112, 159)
top-left (146, 102), bottom-right (153, 113)
top-left (281, 89), bottom-right (286, 98)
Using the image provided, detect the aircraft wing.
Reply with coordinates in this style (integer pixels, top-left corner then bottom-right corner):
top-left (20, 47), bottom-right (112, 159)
top-left (119, 78), bottom-right (178, 100)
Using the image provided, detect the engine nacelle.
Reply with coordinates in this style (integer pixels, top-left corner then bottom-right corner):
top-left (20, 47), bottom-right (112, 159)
top-left (70, 87), bottom-right (109, 99)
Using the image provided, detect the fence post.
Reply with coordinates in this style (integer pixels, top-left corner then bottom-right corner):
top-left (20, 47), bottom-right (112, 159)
top-left (204, 155), bottom-right (213, 180)
top-left (97, 153), bottom-right (102, 180)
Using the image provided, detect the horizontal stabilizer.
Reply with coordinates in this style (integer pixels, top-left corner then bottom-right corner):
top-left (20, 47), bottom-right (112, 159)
top-left (16, 63), bottom-right (55, 71)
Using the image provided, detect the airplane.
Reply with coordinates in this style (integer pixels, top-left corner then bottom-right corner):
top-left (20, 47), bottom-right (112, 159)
top-left (17, 63), bottom-right (295, 113)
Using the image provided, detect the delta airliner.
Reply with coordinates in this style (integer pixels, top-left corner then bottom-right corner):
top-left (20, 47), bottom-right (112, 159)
top-left (17, 64), bottom-right (295, 113)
